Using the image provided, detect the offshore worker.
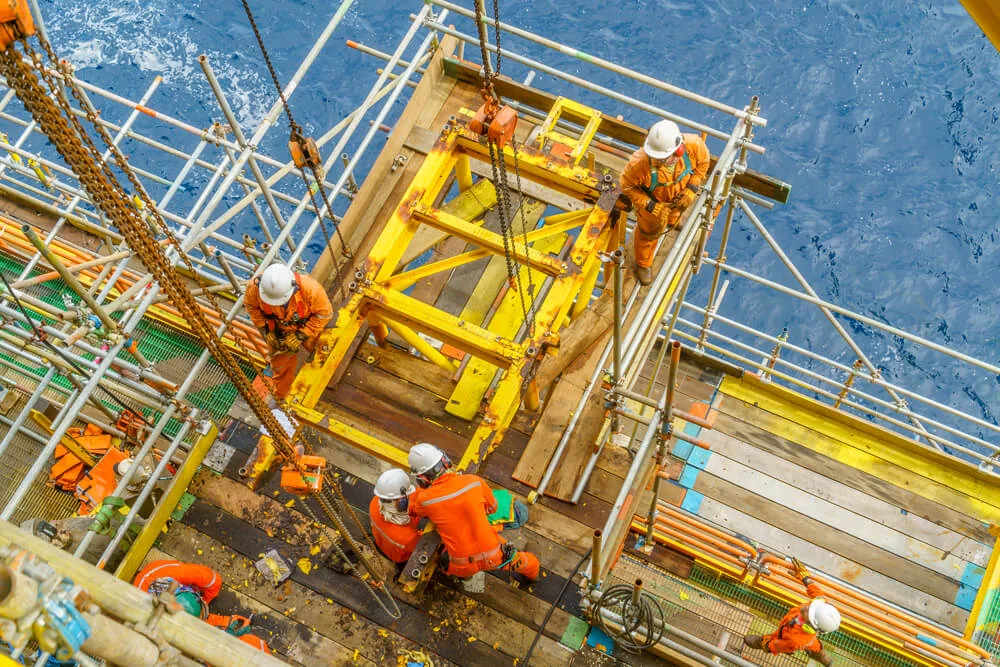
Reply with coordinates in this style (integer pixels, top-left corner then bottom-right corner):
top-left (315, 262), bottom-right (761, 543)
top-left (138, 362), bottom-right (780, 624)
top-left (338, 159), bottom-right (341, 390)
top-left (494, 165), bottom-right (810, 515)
top-left (620, 119), bottom-right (710, 285)
top-left (369, 468), bottom-right (421, 564)
top-left (134, 559), bottom-right (272, 654)
top-left (244, 263), bottom-right (333, 401)
top-left (407, 443), bottom-right (540, 586)
top-left (743, 558), bottom-right (840, 666)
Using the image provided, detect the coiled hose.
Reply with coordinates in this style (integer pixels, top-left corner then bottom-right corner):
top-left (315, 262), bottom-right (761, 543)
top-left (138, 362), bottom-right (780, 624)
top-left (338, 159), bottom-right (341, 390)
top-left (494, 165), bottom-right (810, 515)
top-left (593, 581), bottom-right (665, 652)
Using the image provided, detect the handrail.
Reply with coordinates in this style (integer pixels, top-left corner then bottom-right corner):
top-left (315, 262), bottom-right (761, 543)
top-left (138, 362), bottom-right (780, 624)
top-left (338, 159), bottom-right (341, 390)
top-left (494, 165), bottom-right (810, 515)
top-left (628, 509), bottom-right (991, 666)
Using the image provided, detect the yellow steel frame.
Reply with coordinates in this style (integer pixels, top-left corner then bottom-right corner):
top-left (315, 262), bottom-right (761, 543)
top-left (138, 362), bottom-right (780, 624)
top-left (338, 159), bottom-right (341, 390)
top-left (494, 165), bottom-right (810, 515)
top-left (286, 119), bottom-right (620, 472)
top-left (536, 97), bottom-right (603, 165)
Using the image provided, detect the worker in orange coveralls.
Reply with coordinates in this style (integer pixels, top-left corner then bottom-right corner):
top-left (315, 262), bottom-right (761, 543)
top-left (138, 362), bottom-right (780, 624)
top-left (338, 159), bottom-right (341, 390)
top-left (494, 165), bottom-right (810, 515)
top-left (134, 560), bottom-right (271, 654)
top-left (369, 468), bottom-right (421, 564)
top-left (244, 263), bottom-right (333, 401)
top-left (743, 558), bottom-right (839, 666)
top-left (407, 443), bottom-right (540, 586)
top-left (620, 119), bottom-right (709, 286)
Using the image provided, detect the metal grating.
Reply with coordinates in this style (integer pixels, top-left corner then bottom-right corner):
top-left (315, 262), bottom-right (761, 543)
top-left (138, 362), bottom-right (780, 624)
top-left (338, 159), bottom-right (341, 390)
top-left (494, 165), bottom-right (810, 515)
top-left (970, 587), bottom-right (1000, 662)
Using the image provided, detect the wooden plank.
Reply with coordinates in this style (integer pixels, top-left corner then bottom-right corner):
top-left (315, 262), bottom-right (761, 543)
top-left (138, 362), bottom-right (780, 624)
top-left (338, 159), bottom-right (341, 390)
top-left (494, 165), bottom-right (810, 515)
top-left (693, 472), bottom-right (964, 611)
top-left (701, 449), bottom-right (981, 580)
top-left (533, 282), bottom-right (615, 391)
top-left (624, 544), bottom-right (694, 579)
top-left (702, 428), bottom-right (992, 566)
top-left (442, 58), bottom-right (793, 204)
top-left (355, 341), bottom-right (454, 399)
top-left (715, 385), bottom-right (1000, 528)
top-left (156, 524), bottom-right (453, 666)
top-left (181, 500), bottom-right (516, 666)
top-left (691, 491), bottom-right (968, 630)
top-left (709, 408), bottom-right (995, 547)
top-left (146, 546), bottom-right (372, 667)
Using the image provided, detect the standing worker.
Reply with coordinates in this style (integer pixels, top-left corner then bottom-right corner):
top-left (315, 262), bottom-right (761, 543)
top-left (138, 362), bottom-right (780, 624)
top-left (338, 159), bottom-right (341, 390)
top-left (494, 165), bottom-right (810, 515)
top-left (134, 559), bottom-right (271, 654)
top-left (244, 263), bottom-right (333, 401)
top-left (620, 119), bottom-right (710, 285)
top-left (369, 468), bottom-right (421, 564)
top-left (407, 443), bottom-right (540, 589)
top-left (743, 558), bottom-right (839, 666)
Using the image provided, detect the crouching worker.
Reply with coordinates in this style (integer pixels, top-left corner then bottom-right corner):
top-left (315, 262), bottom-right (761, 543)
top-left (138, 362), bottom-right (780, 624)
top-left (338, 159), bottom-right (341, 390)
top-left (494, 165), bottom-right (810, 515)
top-left (134, 560), bottom-right (271, 654)
top-left (743, 558), bottom-right (839, 666)
top-left (244, 262), bottom-right (333, 402)
top-left (407, 443), bottom-right (540, 586)
top-left (369, 468), bottom-right (421, 564)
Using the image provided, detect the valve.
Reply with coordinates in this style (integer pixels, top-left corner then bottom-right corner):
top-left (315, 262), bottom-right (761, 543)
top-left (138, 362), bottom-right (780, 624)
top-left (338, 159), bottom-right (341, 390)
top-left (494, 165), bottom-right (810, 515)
top-left (280, 444), bottom-right (325, 496)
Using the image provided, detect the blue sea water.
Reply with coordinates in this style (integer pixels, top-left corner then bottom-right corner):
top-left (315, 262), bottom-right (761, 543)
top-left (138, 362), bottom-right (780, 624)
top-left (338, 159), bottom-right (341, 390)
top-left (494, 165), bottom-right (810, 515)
top-left (36, 0), bottom-right (1000, 441)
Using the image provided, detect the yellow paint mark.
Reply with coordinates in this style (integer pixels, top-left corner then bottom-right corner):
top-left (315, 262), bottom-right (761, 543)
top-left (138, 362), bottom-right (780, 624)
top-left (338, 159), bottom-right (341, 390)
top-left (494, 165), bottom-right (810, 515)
top-left (285, 499), bottom-right (295, 508)
top-left (297, 558), bottom-right (313, 574)
top-left (326, 598), bottom-right (334, 604)
top-left (719, 375), bottom-right (1000, 523)
top-left (467, 636), bottom-right (476, 643)
top-left (196, 549), bottom-right (203, 555)
top-left (310, 545), bottom-right (321, 556)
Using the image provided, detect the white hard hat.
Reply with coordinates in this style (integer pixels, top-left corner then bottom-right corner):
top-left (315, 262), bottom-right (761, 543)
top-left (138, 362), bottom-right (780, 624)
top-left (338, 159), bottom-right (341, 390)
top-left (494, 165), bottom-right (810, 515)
top-left (408, 443), bottom-right (445, 475)
top-left (374, 468), bottom-right (415, 500)
top-left (258, 263), bottom-right (296, 306)
top-left (644, 119), bottom-right (683, 160)
top-left (808, 600), bottom-right (841, 634)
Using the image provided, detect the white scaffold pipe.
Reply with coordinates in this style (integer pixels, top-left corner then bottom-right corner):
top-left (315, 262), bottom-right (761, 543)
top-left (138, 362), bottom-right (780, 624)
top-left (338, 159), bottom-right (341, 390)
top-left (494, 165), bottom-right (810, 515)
top-left (420, 19), bottom-right (767, 155)
top-left (426, 0), bottom-right (767, 127)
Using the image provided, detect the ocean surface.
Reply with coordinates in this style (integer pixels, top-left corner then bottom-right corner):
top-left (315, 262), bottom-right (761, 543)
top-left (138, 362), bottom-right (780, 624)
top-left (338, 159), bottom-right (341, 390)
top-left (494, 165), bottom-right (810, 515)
top-left (37, 0), bottom-right (1000, 445)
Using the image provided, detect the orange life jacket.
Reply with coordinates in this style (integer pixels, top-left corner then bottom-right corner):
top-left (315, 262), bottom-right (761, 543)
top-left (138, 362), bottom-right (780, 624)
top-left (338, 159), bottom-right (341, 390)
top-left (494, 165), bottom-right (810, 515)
top-left (49, 424), bottom-right (113, 490)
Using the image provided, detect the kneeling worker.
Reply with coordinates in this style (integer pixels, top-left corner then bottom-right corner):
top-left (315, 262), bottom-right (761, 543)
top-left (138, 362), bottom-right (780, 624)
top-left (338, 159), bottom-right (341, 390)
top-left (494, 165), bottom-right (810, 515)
top-left (407, 443), bottom-right (539, 582)
top-left (244, 263), bottom-right (333, 401)
top-left (621, 119), bottom-right (709, 286)
top-left (369, 468), bottom-right (421, 563)
top-left (743, 559), bottom-right (839, 666)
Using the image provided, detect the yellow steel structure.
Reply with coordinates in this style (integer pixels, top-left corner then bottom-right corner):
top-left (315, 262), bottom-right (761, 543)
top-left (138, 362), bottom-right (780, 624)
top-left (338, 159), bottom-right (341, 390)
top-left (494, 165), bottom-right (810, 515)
top-left (535, 97), bottom-right (603, 165)
top-left (286, 113), bottom-right (620, 472)
top-left (959, 0), bottom-right (1000, 53)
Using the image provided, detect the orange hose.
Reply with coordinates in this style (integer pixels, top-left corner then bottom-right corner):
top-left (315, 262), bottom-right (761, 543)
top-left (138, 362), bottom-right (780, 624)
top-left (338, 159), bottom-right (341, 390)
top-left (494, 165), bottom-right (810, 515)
top-left (631, 517), bottom-right (746, 575)
top-left (657, 503), bottom-right (758, 558)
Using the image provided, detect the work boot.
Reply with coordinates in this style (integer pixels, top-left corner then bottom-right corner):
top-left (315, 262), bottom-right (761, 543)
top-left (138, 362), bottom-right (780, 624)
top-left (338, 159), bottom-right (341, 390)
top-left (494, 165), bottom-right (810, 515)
top-left (743, 635), bottom-right (763, 649)
top-left (460, 571), bottom-right (486, 593)
top-left (635, 264), bottom-right (652, 286)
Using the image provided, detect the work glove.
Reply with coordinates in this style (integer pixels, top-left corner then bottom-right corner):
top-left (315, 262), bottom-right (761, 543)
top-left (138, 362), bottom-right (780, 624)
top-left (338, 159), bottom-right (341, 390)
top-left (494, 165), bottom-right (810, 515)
top-left (263, 330), bottom-right (281, 354)
top-left (791, 557), bottom-right (812, 583)
top-left (282, 331), bottom-right (304, 353)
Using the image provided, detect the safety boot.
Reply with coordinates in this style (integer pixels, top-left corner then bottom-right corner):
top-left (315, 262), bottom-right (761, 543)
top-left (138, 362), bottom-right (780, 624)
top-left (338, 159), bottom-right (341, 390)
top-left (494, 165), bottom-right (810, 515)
top-left (635, 265), bottom-right (652, 286)
top-left (743, 635), bottom-right (763, 649)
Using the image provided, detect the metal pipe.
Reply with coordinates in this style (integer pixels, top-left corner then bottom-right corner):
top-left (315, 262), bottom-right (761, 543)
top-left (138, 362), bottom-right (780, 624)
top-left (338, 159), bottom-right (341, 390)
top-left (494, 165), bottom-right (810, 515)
top-left (214, 249), bottom-right (242, 294)
top-left (612, 249), bottom-right (624, 386)
top-left (663, 341), bottom-right (681, 428)
top-left (0, 564), bottom-right (39, 618)
top-left (198, 55), bottom-right (296, 254)
top-left (421, 20), bottom-right (767, 154)
top-left (736, 200), bottom-right (943, 448)
top-left (95, 416), bottom-right (196, 567)
top-left (182, 0), bottom-right (358, 252)
top-left (80, 612), bottom-right (159, 667)
top-left (427, 0), bottom-right (766, 126)
top-left (21, 226), bottom-right (118, 332)
top-left (0, 521), bottom-right (286, 666)
top-left (341, 153), bottom-right (360, 193)
top-left (705, 253), bottom-right (1000, 378)
top-left (590, 529), bottom-right (603, 589)
top-left (0, 366), bottom-right (55, 461)
top-left (672, 321), bottom-right (998, 460)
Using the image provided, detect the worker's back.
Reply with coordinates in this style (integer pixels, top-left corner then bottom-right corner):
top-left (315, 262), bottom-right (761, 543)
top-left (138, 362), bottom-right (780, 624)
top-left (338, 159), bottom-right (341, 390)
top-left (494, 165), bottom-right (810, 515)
top-left (409, 472), bottom-right (500, 563)
top-left (368, 496), bottom-right (421, 563)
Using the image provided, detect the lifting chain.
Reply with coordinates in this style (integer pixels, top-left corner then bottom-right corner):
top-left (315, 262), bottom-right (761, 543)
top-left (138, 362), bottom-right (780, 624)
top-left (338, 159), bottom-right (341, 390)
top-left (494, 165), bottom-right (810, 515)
top-left (239, 0), bottom-right (352, 304)
top-left (0, 35), bottom-right (394, 602)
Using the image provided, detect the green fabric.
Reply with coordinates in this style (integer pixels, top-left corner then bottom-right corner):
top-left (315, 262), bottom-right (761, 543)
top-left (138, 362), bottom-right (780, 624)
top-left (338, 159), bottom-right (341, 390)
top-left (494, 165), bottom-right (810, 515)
top-left (175, 591), bottom-right (204, 617)
top-left (487, 488), bottom-right (514, 524)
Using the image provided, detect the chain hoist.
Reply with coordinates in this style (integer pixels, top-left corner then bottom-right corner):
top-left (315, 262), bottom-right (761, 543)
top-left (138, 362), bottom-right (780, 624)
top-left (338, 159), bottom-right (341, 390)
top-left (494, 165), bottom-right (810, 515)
top-left (0, 4), bottom-right (396, 613)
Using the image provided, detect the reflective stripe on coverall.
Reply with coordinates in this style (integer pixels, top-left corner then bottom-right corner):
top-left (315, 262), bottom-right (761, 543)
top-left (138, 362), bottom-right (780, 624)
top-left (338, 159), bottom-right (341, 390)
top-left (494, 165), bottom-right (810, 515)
top-left (244, 272), bottom-right (333, 399)
top-left (368, 496), bottom-right (421, 563)
top-left (761, 580), bottom-right (826, 655)
top-left (133, 560), bottom-right (222, 604)
top-left (621, 134), bottom-right (710, 268)
top-left (409, 472), bottom-right (540, 579)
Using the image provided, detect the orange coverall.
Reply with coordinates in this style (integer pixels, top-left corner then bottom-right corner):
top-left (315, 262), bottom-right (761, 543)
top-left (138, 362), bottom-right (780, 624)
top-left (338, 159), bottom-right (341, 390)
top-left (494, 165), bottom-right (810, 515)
top-left (368, 496), bottom-right (421, 563)
top-left (409, 472), bottom-right (540, 579)
top-left (759, 580), bottom-right (827, 656)
top-left (238, 634), bottom-right (272, 654)
top-left (133, 560), bottom-right (222, 604)
top-left (621, 135), bottom-right (710, 268)
top-left (244, 272), bottom-right (333, 400)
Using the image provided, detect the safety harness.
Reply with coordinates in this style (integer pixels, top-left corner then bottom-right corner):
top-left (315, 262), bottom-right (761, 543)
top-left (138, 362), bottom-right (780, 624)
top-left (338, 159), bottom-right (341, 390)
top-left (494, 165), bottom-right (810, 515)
top-left (254, 273), bottom-right (311, 330)
top-left (641, 148), bottom-right (693, 202)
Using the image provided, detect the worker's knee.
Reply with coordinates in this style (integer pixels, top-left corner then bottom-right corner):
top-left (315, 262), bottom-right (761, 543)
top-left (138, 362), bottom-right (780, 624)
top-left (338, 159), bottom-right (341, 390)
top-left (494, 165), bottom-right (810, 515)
top-left (506, 549), bottom-right (540, 580)
top-left (743, 635), bottom-right (763, 649)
